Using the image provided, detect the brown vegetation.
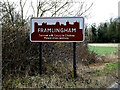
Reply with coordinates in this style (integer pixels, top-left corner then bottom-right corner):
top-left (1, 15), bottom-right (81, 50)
top-left (2, 24), bottom-right (101, 88)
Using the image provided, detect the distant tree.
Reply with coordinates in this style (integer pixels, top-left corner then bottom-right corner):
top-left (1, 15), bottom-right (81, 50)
top-left (88, 18), bottom-right (120, 43)
top-left (108, 18), bottom-right (117, 43)
top-left (97, 23), bottom-right (108, 43)
top-left (117, 18), bottom-right (120, 42)
top-left (90, 24), bottom-right (97, 42)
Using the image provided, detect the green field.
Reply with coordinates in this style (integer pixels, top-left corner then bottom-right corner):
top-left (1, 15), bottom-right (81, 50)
top-left (88, 46), bottom-right (117, 54)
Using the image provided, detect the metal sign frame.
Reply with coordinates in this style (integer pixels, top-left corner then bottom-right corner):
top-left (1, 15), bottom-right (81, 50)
top-left (30, 17), bottom-right (85, 42)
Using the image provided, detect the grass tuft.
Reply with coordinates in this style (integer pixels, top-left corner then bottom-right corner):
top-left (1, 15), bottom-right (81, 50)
top-left (91, 62), bottom-right (120, 76)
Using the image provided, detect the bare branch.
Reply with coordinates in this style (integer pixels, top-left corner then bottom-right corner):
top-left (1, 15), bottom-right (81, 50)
top-left (23, 0), bottom-right (27, 8)
top-left (19, 0), bottom-right (28, 25)
top-left (31, 0), bottom-right (35, 17)
top-left (31, 0), bottom-right (94, 18)
top-left (3, 0), bottom-right (14, 24)
top-left (37, 0), bottom-right (56, 17)
top-left (78, 3), bottom-right (93, 16)
top-left (20, 0), bottom-right (23, 25)
top-left (51, 1), bottom-right (68, 17)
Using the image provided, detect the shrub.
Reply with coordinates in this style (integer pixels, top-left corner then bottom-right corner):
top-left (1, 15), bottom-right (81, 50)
top-left (2, 24), bottom-right (98, 88)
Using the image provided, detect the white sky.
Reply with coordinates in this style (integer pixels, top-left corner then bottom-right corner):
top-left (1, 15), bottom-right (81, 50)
top-left (5, 0), bottom-right (120, 25)
top-left (86, 0), bottom-right (120, 25)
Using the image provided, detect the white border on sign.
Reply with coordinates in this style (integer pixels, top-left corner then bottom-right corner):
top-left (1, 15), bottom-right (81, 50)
top-left (30, 17), bottom-right (85, 42)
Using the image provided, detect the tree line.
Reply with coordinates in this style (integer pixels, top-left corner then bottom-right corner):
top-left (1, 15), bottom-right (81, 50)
top-left (86, 18), bottom-right (120, 43)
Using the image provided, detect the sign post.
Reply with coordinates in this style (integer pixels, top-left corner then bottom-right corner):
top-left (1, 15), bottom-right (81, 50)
top-left (39, 42), bottom-right (42, 75)
top-left (73, 42), bottom-right (76, 78)
top-left (30, 17), bottom-right (84, 78)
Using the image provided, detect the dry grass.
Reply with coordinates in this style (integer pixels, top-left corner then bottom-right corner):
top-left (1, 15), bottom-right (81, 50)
top-left (3, 61), bottom-right (118, 88)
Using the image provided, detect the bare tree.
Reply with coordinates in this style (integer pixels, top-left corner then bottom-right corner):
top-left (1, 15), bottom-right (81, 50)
top-left (30, 0), bottom-right (93, 17)
top-left (0, 0), bottom-right (93, 26)
top-left (19, 0), bottom-right (27, 26)
top-left (0, 0), bottom-right (15, 25)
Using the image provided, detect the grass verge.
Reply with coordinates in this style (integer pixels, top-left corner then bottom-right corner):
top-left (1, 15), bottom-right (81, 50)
top-left (91, 62), bottom-right (120, 76)
top-left (3, 61), bottom-right (119, 88)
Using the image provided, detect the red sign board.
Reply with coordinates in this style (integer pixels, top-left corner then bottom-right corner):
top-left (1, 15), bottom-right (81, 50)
top-left (30, 17), bottom-right (84, 42)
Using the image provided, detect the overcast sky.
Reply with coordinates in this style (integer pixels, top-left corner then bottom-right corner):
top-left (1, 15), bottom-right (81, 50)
top-left (6, 0), bottom-right (120, 25)
top-left (86, 0), bottom-right (120, 25)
